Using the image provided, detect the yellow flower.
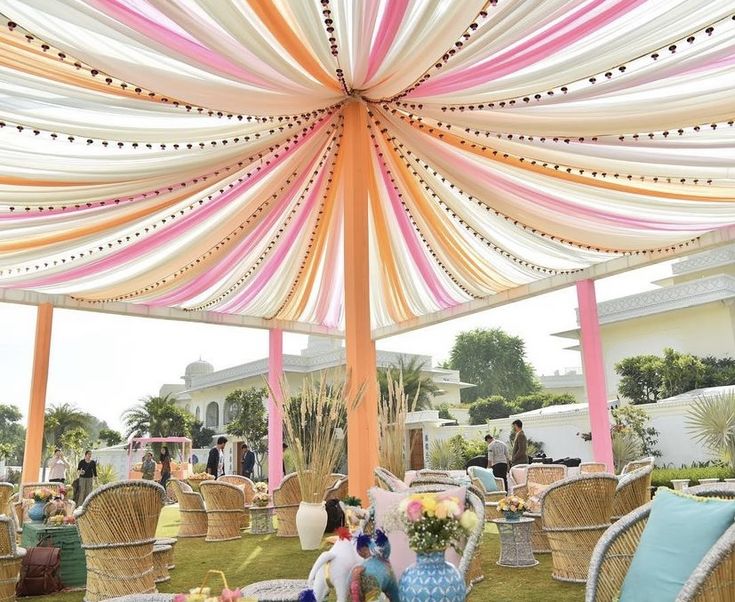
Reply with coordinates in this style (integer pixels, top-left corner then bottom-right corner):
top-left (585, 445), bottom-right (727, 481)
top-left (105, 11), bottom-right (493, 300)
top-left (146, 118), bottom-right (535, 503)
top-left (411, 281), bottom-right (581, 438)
top-left (434, 500), bottom-right (449, 519)
top-left (460, 510), bottom-right (478, 531)
top-left (421, 495), bottom-right (437, 517)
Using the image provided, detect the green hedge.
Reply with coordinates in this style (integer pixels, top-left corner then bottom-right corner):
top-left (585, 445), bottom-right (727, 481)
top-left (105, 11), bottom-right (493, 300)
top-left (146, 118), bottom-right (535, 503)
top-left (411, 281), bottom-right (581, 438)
top-left (651, 465), bottom-right (734, 488)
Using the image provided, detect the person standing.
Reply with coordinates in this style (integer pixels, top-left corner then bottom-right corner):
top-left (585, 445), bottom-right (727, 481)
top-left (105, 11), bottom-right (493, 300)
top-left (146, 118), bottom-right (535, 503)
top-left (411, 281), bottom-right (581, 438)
top-left (159, 446), bottom-right (172, 490)
top-left (141, 452), bottom-right (156, 480)
top-left (48, 448), bottom-right (70, 484)
top-left (207, 436), bottom-right (228, 479)
top-left (241, 444), bottom-right (255, 479)
top-left (511, 419), bottom-right (528, 467)
top-left (76, 450), bottom-right (97, 504)
top-left (484, 434), bottom-right (510, 492)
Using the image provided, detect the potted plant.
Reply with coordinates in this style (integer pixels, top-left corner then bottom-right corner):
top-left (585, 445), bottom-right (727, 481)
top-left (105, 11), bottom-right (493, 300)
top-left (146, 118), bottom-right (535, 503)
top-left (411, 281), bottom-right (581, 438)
top-left (280, 375), bottom-right (356, 550)
top-left (395, 492), bottom-right (478, 602)
top-left (497, 495), bottom-right (527, 521)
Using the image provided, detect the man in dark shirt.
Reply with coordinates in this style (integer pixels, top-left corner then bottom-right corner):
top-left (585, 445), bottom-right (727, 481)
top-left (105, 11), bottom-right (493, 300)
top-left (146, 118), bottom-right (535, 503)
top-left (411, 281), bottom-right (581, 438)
top-left (207, 436), bottom-right (228, 479)
top-left (241, 444), bottom-right (255, 479)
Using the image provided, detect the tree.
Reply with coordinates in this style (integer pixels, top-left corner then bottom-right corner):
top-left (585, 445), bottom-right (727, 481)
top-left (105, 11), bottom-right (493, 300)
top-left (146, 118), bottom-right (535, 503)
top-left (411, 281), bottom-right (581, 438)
top-left (98, 428), bottom-right (123, 447)
top-left (191, 419), bottom-right (216, 449)
top-left (611, 405), bottom-right (660, 458)
top-left (701, 356), bottom-right (735, 388)
top-left (468, 396), bottom-right (518, 424)
top-left (122, 394), bottom-right (194, 455)
top-left (615, 355), bottom-right (663, 404)
top-left (44, 403), bottom-right (92, 455)
top-left (0, 404), bottom-right (26, 465)
top-left (513, 392), bottom-right (576, 413)
top-left (377, 356), bottom-right (439, 410)
top-left (225, 388), bottom-right (269, 475)
top-left (446, 328), bottom-right (539, 402)
top-left (660, 348), bottom-right (706, 398)
top-left (437, 404), bottom-right (455, 421)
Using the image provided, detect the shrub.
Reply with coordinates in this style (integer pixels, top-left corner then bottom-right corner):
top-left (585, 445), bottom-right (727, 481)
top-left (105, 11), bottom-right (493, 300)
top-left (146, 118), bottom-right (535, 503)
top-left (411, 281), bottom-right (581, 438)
top-left (192, 462), bottom-right (208, 474)
top-left (468, 396), bottom-right (518, 424)
top-left (437, 404), bottom-right (455, 421)
top-left (95, 464), bottom-right (117, 486)
top-left (426, 439), bottom-right (464, 470)
top-left (651, 465), bottom-right (734, 488)
top-left (611, 405), bottom-right (660, 458)
top-left (446, 435), bottom-right (486, 465)
top-left (611, 430), bottom-right (642, 473)
top-left (687, 391), bottom-right (735, 471)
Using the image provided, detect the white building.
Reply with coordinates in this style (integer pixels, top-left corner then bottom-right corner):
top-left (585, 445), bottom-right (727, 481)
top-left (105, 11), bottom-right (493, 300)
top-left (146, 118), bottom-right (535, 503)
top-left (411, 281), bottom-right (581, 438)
top-left (160, 336), bottom-right (472, 475)
top-left (542, 244), bottom-right (735, 401)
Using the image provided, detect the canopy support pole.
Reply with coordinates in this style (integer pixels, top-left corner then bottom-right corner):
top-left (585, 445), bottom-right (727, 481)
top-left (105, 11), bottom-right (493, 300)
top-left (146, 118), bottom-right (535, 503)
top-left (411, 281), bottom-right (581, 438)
top-left (268, 328), bottom-right (284, 487)
top-left (576, 280), bottom-right (614, 471)
top-left (22, 303), bottom-right (54, 484)
top-left (343, 101), bottom-right (379, 501)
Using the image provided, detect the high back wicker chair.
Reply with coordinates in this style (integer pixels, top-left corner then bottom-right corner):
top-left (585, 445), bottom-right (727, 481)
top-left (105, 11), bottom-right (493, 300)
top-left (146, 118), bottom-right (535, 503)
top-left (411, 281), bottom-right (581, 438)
top-left (324, 477), bottom-right (348, 502)
top-left (374, 468), bottom-right (408, 492)
top-left (539, 473), bottom-right (618, 583)
top-left (620, 456), bottom-right (654, 475)
top-left (74, 480), bottom-right (165, 602)
top-left (272, 473), bottom-right (302, 537)
top-left (168, 480), bottom-right (207, 538)
top-left (0, 514), bottom-right (25, 602)
top-left (513, 464), bottom-right (568, 499)
top-left (611, 464), bottom-right (653, 521)
top-left (467, 467), bottom-right (505, 498)
top-left (586, 483), bottom-right (735, 602)
top-left (579, 462), bottom-right (608, 474)
top-left (406, 480), bottom-right (486, 591)
top-left (217, 475), bottom-right (255, 529)
top-left (199, 481), bottom-right (245, 542)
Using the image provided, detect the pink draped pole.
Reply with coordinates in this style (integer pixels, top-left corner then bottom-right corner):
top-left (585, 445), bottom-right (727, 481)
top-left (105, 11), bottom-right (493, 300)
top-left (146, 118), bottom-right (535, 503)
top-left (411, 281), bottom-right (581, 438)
top-left (576, 279), bottom-right (614, 471)
top-left (267, 328), bottom-right (284, 488)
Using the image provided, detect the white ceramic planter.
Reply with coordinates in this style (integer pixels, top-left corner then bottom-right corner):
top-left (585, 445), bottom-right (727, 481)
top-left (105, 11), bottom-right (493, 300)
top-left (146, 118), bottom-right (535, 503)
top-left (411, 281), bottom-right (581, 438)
top-left (698, 478), bottom-right (720, 484)
top-left (671, 479), bottom-right (690, 491)
top-left (296, 501), bottom-right (327, 550)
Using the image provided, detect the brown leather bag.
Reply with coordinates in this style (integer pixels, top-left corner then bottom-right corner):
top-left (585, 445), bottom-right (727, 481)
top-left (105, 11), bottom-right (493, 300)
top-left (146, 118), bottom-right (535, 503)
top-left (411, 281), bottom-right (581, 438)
top-left (16, 540), bottom-right (62, 597)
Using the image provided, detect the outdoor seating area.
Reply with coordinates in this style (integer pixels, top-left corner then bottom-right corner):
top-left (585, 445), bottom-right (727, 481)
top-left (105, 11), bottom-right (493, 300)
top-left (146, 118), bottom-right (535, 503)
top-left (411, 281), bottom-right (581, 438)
top-left (1, 0), bottom-right (735, 601)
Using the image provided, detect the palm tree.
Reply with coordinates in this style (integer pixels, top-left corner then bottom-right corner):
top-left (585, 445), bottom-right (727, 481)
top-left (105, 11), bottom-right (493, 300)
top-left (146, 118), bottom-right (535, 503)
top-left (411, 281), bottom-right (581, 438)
top-left (122, 394), bottom-right (193, 455)
top-left (377, 356), bottom-right (440, 411)
top-left (44, 403), bottom-right (92, 455)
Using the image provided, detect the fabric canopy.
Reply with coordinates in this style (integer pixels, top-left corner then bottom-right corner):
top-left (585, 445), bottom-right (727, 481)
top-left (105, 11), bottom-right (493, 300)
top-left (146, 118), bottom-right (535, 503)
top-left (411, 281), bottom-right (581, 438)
top-left (0, 0), bottom-right (734, 332)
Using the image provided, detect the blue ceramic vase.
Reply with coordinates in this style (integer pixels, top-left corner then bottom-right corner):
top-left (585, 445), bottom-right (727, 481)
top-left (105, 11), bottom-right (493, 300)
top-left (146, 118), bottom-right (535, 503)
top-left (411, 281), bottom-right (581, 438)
top-left (27, 500), bottom-right (46, 522)
top-left (504, 510), bottom-right (523, 522)
top-left (398, 551), bottom-right (466, 602)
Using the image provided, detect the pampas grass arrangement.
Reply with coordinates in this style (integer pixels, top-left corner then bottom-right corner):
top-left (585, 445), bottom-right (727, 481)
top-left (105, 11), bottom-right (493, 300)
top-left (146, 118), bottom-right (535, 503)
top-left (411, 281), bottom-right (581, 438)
top-left (378, 370), bottom-right (417, 477)
top-left (279, 374), bottom-right (358, 503)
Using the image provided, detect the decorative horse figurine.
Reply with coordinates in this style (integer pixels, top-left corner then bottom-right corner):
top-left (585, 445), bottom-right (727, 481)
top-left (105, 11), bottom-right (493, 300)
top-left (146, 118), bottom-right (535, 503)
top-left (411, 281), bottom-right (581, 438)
top-left (350, 530), bottom-right (400, 602)
top-left (300, 528), bottom-right (362, 602)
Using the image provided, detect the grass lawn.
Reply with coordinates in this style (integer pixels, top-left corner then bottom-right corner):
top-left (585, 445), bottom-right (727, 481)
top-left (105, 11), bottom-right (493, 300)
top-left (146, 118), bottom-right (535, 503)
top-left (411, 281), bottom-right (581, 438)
top-left (38, 507), bottom-right (584, 601)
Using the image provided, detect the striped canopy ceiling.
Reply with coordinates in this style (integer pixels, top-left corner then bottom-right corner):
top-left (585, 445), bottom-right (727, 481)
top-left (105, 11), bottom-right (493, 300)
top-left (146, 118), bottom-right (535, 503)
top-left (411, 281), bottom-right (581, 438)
top-left (1, 0), bottom-right (734, 333)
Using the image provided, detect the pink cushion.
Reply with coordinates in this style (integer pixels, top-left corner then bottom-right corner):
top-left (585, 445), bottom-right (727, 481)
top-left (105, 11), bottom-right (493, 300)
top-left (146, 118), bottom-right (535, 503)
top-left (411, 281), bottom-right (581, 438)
top-left (368, 486), bottom-right (466, 579)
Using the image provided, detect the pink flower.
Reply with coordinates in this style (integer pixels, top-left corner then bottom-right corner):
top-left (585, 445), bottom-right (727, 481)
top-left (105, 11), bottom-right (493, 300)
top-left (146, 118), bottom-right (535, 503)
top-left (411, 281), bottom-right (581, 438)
top-left (220, 588), bottom-right (242, 600)
top-left (173, 595), bottom-right (187, 602)
top-left (406, 499), bottom-right (424, 522)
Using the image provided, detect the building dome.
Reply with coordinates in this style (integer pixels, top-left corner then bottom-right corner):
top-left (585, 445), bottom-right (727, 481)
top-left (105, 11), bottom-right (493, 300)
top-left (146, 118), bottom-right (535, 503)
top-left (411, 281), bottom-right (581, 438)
top-left (184, 359), bottom-right (214, 378)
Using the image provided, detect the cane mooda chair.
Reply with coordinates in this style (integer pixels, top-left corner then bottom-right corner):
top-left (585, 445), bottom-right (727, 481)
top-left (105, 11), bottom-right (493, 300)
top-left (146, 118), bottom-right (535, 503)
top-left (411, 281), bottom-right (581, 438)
top-left (586, 483), bottom-right (735, 602)
top-left (199, 481), bottom-right (245, 542)
top-left (272, 473), bottom-right (301, 537)
top-left (0, 515), bottom-right (25, 602)
top-left (374, 467), bottom-right (408, 492)
top-left (611, 464), bottom-right (653, 521)
top-left (74, 480), bottom-right (165, 602)
top-left (167, 480), bottom-right (207, 538)
top-left (217, 475), bottom-right (255, 529)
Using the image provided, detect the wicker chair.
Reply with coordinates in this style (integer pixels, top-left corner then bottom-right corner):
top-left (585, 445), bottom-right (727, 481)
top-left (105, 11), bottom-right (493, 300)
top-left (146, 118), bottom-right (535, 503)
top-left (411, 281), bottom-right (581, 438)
top-left (517, 464), bottom-right (568, 553)
top-left (508, 463), bottom-right (529, 492)
top-left (586, 483), bottom-right (735, 602)
top-left (168, 480), bottom-right (207, 538)
top-left (272, 473), bottom-right (301, 537)
top-left (611, 464), bottom-right (653, 521)
top-left (0, 515), bottom-right (25, 602)
top-left (539, 473), bottom-right (618, 583)
top-left (199, 481), bottom-right (245, 542)
top-left (579, 462), bottom-right (607, 474)
top-left (374, 468), bottom-right (408, 492)
top-left (74, 480), bottom-right (165, 602)
top-left (324, 477), bottom-right (348, 502)
top-left (405, 479), bottom-right (486, 591)
top-left (216, 475), bottom-right (255, 529)
top-left (620, 456), bottom-right (654, 475)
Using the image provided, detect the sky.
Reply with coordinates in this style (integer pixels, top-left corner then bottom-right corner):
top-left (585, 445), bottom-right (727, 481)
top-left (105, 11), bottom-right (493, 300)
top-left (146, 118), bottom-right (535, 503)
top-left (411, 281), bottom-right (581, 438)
top-left (0, 261), bottom-right (672, 432)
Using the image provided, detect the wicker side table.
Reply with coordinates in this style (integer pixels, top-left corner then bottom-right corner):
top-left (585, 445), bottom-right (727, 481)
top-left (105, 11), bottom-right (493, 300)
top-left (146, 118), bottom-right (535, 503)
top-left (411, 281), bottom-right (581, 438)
top-left (492, 518), bottom-right (538, 568)
top-left (250, 506), bottom-right (276, 535)
top-left (152, 544), bottom-right (172, 583)
top-left (240, 579), bottom-right (308, 601)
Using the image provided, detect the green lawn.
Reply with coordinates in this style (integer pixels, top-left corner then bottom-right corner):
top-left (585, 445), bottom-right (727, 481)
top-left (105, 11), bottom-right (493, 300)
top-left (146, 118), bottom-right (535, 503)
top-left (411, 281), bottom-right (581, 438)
top-left (38, 507), bottom-right (584, 601)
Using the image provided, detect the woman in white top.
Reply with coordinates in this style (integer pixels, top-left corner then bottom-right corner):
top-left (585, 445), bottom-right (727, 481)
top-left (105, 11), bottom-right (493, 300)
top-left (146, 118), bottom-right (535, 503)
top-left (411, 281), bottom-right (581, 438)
top-left (48, 448), bottom-right (70, 483)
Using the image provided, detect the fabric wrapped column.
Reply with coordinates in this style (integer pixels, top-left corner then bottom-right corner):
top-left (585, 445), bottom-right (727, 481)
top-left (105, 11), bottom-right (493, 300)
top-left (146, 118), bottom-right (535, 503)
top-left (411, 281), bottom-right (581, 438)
top-left (267, 328), bottom-right (284, 488)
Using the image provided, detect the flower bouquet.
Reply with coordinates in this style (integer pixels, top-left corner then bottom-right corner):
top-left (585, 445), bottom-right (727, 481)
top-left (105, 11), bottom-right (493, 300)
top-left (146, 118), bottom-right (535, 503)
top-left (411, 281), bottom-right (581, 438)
top-left (497, 495), bottom-right (527, 521)
top-left (252, 482), bottom-right (269, 507)
top-left (30, 487), bottom-right (55, 503)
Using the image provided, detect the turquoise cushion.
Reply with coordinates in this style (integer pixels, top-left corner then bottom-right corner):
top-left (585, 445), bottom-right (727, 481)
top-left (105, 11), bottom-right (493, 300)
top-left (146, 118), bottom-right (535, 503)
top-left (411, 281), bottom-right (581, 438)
top-left (619, 488), bottom-right (735, 601)
top-left (469, 466), bottom-right (498, 492)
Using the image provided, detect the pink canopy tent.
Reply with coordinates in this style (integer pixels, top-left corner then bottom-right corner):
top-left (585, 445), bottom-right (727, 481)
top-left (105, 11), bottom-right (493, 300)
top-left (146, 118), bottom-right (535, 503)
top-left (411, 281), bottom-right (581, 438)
top-left (0, 1), bottom-right (733, 497)
top-left (126, 436), bottom-right (193, 480)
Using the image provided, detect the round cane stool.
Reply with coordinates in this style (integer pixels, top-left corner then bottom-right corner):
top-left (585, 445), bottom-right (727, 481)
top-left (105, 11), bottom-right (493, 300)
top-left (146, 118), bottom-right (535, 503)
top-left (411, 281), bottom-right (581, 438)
top-left (154, 537), bottom-right (177, 569)
top-left (152, 544), bottom-right (172, 583)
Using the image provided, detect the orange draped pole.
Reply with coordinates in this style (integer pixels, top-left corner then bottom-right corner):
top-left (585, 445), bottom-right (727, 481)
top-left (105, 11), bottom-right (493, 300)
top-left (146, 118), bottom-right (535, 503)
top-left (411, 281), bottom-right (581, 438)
top-left (22, 303), bottom-right (54, 484)
top-left (343, 100), bottom-right (379, 501)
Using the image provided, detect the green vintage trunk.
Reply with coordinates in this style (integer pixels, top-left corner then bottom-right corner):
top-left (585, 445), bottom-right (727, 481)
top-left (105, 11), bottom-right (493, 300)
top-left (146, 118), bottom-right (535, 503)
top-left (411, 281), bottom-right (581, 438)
top-left (21, 522), bottom-right (87, 588)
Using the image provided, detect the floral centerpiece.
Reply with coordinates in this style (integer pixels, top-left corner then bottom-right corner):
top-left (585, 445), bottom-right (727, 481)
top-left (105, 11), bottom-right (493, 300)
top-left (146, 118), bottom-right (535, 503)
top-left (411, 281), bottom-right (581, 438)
top-left (26, 487), bottom-right (56, 522)
top-left (252, 482), bottom-right (269, 508)
top-left (29, 487), bottom-right (55, 503)
top-left (393, 493), bottom-right (477, 602)
top-left (187, 472), bottom-right (215, 491)
top-left (173, 570), bottom-right (251, 602)
top-left (497, 495), bottom-right (527, 521)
